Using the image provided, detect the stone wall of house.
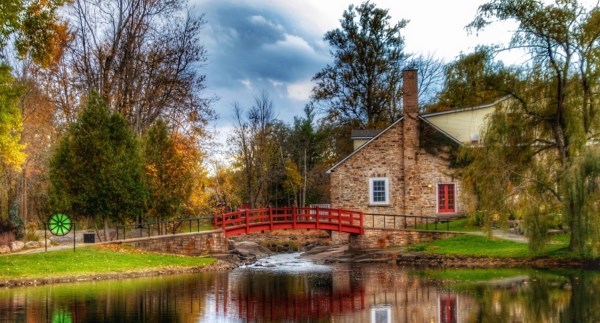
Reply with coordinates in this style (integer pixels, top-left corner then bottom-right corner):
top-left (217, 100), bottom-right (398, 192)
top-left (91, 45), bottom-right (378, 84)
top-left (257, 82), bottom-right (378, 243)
top-left (329, 68), bottom-right (473, 217)
top-left (330, 122), bottom-right (406, 215)
top-left (348, 229), bottom-right (460, 251)
top-left (330, 121), bottom-right (468, 217)
top-left (119, 230), bottom-right (228, 256)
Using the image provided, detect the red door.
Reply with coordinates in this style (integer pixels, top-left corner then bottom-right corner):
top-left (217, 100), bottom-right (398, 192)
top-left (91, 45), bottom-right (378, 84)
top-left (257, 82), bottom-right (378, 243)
top-left (438, 184), bottom-right (456, 213)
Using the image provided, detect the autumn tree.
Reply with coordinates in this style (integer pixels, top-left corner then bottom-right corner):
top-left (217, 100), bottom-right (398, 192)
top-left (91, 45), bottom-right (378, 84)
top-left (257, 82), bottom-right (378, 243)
top-left (0, 0), bottom-right (69, 230)
top-left (0, 0), bottom-right (69, 67)
top-left (206, 160), bottom-right (241, 213)
top-left (0, 66), bottom-right (26, 228)
top-left (142, 119), bottom-right (198, 223)
top-left (311, 1), bottom-right (408, 130)
top-left (229, 92), bottom-right (280, 208)
top-left (462, 0), bottom-right (600, 255)
top-left (49, 93), bottom-right (146, 241)
top-left (52, 0), bottom-right (214, 134)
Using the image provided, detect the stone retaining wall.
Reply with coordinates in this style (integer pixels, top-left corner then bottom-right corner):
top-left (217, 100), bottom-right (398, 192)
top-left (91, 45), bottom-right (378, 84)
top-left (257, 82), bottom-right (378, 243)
top-left (114, 230), bottom-right (228, 256)
top-left (349, 229), bottom-right (460, 251)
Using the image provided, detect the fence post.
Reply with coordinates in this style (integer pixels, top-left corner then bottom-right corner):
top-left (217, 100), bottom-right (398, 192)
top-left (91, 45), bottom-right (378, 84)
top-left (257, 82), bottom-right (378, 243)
top-left (338, 209), bottom-right (342, 232)
top-left (360, 211), bottom-right (364, 234)
top-left (269, 207), bottom-right (273, 231)
top-left (222, 213), bottom-right (225, 231)
top-left (315, 207), bottom-right (319, 230)
top-left (245, 209), bottom-right (249, 235)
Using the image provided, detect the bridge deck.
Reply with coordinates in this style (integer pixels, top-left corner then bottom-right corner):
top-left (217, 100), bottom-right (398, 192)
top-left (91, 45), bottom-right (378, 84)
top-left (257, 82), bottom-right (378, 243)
top-left (214, 207), bottom-right (364, 237)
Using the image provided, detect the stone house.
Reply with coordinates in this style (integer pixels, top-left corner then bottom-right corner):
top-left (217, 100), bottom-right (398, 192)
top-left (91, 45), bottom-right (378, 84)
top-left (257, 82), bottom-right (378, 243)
top-left (327, 69), bottom-right (507, 217)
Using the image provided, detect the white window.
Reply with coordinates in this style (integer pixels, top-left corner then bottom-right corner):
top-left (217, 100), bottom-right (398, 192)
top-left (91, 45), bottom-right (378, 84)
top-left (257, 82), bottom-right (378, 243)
top-left (369, 177), bottom-right (389, 205)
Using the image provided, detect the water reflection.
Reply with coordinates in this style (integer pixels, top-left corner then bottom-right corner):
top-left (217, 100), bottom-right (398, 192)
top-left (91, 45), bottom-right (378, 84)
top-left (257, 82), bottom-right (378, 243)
top-left (0, 254), bottom-right (599, 322)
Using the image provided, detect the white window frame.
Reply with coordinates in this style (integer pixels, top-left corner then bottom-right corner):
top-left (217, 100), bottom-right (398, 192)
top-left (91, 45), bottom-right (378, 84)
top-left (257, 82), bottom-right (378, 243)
top-left (369, 177), bottom-right (389, 205)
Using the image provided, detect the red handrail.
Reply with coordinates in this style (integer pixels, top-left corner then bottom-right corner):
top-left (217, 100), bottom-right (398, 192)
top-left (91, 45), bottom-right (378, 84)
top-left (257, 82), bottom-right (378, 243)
top-left (213, 207), bottom-right (364, 237)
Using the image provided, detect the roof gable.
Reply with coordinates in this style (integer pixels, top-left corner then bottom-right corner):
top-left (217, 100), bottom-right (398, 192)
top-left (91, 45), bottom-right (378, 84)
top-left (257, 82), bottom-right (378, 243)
top-left (326, 117), bottom-right (403, 173)
top-left (326, 97), bottom-right (509, 174)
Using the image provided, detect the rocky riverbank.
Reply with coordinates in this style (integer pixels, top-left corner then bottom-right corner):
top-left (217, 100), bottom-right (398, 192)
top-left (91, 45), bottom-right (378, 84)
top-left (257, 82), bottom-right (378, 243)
top-left (299, 244), bottom-right (598, 269)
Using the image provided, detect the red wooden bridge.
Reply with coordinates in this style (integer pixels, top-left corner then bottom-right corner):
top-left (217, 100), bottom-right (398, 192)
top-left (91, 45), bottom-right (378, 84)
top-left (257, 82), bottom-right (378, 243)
top-left (213, 207), bottom-right (364, 237)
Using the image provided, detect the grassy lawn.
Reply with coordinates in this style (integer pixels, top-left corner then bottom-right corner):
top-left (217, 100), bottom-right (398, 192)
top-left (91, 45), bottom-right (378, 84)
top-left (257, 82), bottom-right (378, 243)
top-left (412, 233), bottom-right (574, 259)
top-left (0, 245), bottom-right (216, 280)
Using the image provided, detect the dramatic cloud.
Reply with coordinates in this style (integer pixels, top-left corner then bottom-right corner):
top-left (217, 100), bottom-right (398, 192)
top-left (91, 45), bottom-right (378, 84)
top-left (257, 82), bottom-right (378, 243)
top-left (194, 0), bottom-right (331, 130)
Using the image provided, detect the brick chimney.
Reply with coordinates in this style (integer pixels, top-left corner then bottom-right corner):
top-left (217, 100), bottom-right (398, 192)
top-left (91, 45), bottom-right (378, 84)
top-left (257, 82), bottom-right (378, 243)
top-left (402, 68), bottom-right (418, 117)
top-left (402, 68), bottom-right (419, 215)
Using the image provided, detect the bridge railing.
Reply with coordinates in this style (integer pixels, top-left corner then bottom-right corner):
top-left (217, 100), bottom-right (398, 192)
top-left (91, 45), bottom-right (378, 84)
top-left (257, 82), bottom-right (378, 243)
top-left (363, 213), bottom-right (461, 231)
top-left (213, 206), bottom-right (364, 234)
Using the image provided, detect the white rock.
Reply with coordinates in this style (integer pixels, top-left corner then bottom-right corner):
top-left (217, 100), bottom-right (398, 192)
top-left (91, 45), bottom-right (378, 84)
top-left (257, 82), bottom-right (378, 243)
top-left (9, 241), bottom-right (25, 252)
top-left (0, 245), bottom-right (10, 254)
top-left (25, 241), bottom-right (42, 248)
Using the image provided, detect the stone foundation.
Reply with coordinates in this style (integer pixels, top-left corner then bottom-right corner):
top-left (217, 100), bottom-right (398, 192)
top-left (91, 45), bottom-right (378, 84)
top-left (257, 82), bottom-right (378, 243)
top-left (349, 229), bottom-right (460, 251)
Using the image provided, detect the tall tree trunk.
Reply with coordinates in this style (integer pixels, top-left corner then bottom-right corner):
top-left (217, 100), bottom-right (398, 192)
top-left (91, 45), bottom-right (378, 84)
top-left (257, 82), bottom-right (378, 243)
top-left (103, 216), bottom-right (110, 241)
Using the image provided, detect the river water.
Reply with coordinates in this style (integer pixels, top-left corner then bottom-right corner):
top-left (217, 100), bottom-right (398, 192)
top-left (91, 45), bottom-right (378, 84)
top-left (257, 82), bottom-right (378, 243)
top-left (1, 253), bottom-right (599, 322)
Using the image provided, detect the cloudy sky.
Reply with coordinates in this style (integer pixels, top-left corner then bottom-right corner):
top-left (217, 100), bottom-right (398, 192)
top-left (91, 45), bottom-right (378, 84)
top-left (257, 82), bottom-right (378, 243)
top-left (192, 0), bottom-right (519, 148)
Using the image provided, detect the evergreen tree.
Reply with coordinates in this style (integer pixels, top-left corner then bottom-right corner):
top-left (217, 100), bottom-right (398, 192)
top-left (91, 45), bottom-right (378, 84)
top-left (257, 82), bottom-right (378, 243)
top-left (49, 92), bottom-right (146, 241)
top-left (142, 119), bottom-right (196, 223)
top-left (311, 1), bottom-right (408, 130)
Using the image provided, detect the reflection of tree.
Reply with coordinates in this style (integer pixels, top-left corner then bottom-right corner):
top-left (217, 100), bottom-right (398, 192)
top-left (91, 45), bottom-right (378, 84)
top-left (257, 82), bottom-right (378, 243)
top-left (561, 273), bottom-right (600, 323)
top-left (0, 273), bottom-right (220, 322)
top-left (465, 273), bottom-right (577, 323)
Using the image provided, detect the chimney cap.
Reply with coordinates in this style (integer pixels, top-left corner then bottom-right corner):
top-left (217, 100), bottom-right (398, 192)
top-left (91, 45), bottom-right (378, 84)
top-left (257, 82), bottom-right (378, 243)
top-left (403, 67), bottom-right (417, 72)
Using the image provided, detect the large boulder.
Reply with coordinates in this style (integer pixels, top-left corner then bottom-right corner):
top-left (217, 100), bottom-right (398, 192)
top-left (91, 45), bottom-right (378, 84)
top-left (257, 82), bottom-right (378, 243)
top-left (230, 241), bottom-right (273, 259)
top-left (9, 241), bottom-right (25, 252)
top-left (0, 245), bottom-right (11, 254)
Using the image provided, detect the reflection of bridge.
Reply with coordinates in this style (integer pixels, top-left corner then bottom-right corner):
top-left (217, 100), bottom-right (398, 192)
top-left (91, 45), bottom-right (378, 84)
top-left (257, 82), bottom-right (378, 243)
top-left (213, 207), bottom-right (364, 237)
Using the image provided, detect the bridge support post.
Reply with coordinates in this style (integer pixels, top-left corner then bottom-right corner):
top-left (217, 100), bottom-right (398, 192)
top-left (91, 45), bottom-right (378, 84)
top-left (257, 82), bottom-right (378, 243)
top-left (360, 212), bottom-right (364, 234)
top-left (269, 207), bottom-right (273, 231)
top-left (245, 209), bottom-right (249, 235)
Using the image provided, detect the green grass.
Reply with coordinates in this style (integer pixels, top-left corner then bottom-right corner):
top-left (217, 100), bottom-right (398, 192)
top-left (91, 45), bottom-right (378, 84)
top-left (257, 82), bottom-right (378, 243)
top-left (0, 245), bottom-right (216, 279)
top-left (418, 234), bottom-right (531, 258)
top-left (411, 232), bottom-right (581, 259)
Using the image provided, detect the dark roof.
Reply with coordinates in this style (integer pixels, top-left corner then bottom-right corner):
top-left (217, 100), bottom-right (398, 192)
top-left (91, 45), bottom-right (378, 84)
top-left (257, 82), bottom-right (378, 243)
top-left (350, 129), bottom-right (383, 139)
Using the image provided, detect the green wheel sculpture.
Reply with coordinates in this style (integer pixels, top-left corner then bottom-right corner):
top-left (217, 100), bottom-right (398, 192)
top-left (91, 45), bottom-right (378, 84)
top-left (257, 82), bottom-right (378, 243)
top-left (48, 213), bottom-right (72, 236)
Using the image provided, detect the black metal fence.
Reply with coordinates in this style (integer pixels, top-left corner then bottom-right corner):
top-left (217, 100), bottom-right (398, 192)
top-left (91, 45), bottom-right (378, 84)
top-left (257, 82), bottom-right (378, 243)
top-left (363, 213), bottom-right (459, 231)
top-left (113, 216), bottom-right (214, 240)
